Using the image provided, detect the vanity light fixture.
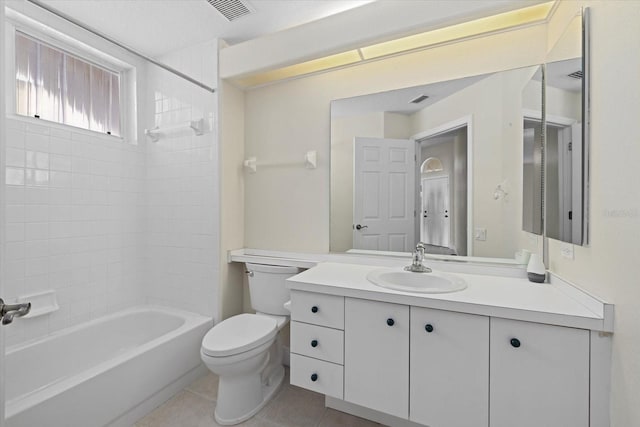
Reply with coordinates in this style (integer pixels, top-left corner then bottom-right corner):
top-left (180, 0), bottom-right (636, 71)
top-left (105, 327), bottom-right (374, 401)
top-left (236, 50), bottom-right (362, 87)
top-left (359, 2), bottom-right (554, 60)
top-left (233, 1), bottom-right (555, 87)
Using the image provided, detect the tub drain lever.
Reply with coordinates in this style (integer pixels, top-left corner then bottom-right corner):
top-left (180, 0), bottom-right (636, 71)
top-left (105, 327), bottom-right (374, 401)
top-left (0, 298), bottom-right (31, 326)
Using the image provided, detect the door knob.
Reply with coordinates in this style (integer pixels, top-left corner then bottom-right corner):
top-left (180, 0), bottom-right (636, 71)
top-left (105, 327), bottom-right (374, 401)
top-left (355, 224), bottom-right (368, 230)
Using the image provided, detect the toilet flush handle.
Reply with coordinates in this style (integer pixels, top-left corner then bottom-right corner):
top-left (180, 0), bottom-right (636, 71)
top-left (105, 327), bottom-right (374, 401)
top-left (246, 270), bottom-right (254, 277)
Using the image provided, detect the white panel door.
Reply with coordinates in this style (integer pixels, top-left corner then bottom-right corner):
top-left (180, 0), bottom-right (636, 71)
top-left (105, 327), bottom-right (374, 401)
top-left (421, 175), bottom-right (450, 247)
top-left (410, 307), bottom-right (489, 427)
top-left (344, 298), bottom-right (409, 419)
top-left (490, 318), bottom-right (589, 427)
top-left (353, 137), bottom-right (415, 252)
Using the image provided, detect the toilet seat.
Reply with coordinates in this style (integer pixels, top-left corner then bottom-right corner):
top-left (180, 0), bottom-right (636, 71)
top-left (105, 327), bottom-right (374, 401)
top-left (202, 313), bottom-right (277, 358)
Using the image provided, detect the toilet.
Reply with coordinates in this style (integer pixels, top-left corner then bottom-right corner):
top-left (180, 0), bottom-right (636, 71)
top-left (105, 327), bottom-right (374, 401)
top-left (200, 262), bottom-right (302, 425)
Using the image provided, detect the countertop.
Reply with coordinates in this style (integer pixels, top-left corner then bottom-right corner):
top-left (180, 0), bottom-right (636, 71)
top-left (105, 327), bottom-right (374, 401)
top-left (287, 262), bottom-right (613, 332)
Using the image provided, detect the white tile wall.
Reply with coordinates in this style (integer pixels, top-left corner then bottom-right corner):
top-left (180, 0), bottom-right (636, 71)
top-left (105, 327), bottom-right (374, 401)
top-left (144, 40), bottom-right (220, 319)
top-left (3, 118), bottom-right (146, 346)
top-left (2, 39), bottom-right (220, 346)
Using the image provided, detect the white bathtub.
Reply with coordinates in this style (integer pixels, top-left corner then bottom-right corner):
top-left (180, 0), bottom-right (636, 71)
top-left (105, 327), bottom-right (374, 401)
top-left (4, 306), bottom-right (212, 427)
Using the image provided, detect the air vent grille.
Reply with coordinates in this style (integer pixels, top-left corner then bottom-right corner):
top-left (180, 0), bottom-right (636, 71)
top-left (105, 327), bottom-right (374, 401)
top-left (409, 94), bottom-right (429, 104)
top-left (206, 0), bottom-right (253, 21)
top-left (567, 70), bottom-right (583, 79)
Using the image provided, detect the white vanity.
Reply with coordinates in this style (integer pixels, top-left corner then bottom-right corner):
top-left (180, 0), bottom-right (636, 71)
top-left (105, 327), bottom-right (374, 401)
top-left (285, 262), bottom-right (613, 427)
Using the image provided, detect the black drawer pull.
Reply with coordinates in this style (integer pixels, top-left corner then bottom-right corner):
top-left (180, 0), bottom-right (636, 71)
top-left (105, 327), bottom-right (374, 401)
top-left (311, 306), bottom-right (319, 313)
top-left (311, 339), bottom-right (318, 348)
top-left (425, 324), bottom-right (434, 333)
top-left (510, 338), bottom-right (521, 348)
top-left (311, 373), bottom-right (318, 382)
top-left (387, 318), bottom-right (395, 326)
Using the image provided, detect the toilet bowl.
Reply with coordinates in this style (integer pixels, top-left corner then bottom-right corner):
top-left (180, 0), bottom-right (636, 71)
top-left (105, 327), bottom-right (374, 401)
top-left (200, 263), bottom-right (302, 425)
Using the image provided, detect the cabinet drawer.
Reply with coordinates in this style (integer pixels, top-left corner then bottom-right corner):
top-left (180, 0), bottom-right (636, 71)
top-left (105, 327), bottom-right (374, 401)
top-left (290, 354), bottom-right (343, 399)
top-left (291, 290), bottom-right (344, 329)
top-left (291, 321), bottom-right (344, 364)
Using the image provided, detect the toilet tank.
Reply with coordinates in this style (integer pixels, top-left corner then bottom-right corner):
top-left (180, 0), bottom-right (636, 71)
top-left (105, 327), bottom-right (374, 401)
top-left (246, 263), bottom-right (303, 315)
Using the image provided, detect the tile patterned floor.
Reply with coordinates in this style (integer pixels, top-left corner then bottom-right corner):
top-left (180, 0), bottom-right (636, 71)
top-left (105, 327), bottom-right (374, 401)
top-left (134, 370), bottom-right (385, 427)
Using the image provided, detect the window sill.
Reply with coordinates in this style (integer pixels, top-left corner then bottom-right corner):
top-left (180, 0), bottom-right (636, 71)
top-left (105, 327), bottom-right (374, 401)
top-left (7, 114), bottom-right (129, 143)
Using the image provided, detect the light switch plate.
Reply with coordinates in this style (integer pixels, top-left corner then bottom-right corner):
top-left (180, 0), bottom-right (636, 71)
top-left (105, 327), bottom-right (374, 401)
top-left (560, 242), bottom-right (574, 260)
top-left (474, 227), bottom-right (487, 241)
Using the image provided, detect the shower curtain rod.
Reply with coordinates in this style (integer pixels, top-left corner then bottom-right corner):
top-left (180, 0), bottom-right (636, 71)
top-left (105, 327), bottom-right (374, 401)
top-left (25, 0), bottom-right (216, 93)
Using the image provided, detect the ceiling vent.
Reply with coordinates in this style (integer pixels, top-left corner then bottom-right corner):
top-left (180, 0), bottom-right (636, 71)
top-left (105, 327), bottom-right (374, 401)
top-left (567, 70), bottom-right (583, 79)
top-left (206, 0), bottom-right (254, 21)
top-left (409, 94), bottom-right (429, 104)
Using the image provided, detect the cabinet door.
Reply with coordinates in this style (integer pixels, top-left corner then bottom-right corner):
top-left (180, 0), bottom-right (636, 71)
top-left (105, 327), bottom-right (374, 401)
top-left (410, 307), bottom-right (489, 427)
top-left (344, 298), bottom-right (409, 419)
top-left (490, 318), bottom-right (589, 427)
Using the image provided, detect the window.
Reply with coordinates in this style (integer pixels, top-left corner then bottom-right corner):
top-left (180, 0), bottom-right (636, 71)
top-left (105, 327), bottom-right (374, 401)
top-left (15, 32), bottom-right (121, 136)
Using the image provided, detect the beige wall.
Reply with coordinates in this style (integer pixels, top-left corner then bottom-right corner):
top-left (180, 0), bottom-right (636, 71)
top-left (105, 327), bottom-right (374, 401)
top-left (218, 79), bottom-right (245, 321)
top-left (546, 2), bottom-right (640, 426)
top-left (243, 23), bottom-right (547, 252)
top-left (230, 3), bottom-right (640, 424)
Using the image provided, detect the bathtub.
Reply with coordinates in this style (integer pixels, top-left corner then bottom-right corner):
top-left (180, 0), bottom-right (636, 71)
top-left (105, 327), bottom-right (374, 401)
top-left (4, 306), bottom-right (212, 427)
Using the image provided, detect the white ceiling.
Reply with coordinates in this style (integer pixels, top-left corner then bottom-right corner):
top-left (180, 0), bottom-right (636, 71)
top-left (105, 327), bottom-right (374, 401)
top-left (38, 0), bottom-right (375, 57)
top-left (331, 73), bottom-right (491, 117)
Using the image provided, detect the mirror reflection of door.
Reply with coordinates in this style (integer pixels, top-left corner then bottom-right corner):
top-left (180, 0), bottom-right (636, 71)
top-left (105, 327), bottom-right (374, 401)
top-left (353, 137), bottom-right (415, 252)
top-left (546, 120), bottom-right (582, 243)
top-left (421, 175), bottom-right (450, 247)
top-left (416, 125), bottom-right (467, 256)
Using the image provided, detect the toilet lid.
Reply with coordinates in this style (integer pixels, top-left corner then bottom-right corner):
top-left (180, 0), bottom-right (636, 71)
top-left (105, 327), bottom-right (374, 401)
top-left (202, 313), bottom-right (278, 357)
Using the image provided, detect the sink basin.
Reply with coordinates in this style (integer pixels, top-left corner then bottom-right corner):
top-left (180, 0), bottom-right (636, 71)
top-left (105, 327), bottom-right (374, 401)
top-left (366, 268), bottom-right (467, 293)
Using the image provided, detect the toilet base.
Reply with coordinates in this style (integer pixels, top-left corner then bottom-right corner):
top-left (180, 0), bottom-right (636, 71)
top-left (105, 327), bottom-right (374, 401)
top-left (214, 365), bottom-right (285, 425)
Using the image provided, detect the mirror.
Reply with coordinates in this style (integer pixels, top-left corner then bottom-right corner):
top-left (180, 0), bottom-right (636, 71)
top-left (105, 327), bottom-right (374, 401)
top-left (330, 65), bottom-right (544, 261)
top-left (522, 67), bottom-right (544, 236)
top-left (544, 10), bottom-right (588, 245)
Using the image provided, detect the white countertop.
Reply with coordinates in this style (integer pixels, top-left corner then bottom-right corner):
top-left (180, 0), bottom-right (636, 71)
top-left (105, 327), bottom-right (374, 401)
top-left (287, 262), bottom-right (613, 332)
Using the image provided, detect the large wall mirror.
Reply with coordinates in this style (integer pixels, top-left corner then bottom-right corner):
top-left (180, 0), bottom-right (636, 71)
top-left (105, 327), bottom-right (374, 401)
top-left (330, 65), bottom-right (543, 262)
top-left (544, 9), bottom-right (589, 246)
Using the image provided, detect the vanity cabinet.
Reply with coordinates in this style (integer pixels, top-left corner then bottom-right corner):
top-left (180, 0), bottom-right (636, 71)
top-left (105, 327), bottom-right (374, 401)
top-left (289, 290), bottom-right (596, 427)
top-left (490, 318), bottom-right (589, 427)
top-left (344, 298), bottom-right (409, 419)
top-left (410, 307), bottom-right (489, 427)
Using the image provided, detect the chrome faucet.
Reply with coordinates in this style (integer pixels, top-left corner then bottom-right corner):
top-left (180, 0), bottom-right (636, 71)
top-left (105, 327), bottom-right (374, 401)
top-left (405, 243), bottom-right (432, 273)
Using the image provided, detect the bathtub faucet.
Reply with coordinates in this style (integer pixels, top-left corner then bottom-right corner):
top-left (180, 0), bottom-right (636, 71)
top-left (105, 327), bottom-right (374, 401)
top-left (0, 298), bottom-right (31, 326)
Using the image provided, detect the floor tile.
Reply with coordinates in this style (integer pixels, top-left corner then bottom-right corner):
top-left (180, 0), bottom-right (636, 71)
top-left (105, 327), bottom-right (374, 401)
top-left (256, 384), bottom-right (327, 427)
top-left (186, 372), bottom-right (219, 401)
top-left (137, 390), bottom-right (220, 427)
top-left (317, 408), bottom-right (382, 427)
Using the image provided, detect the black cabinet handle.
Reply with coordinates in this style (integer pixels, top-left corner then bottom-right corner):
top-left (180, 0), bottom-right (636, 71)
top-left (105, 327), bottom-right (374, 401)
top-left (311, 373), bottom-right (318, 382)
top-left (311, 339), bottom-right (318, 348)
top-left (425, 324), bottom-right (434, 333)
top-left (510, 338), bottom-right (521, 348)
top-left (387, 318), bottom-right (395, 326)
top-left (311, 306), bottom-right (318, 313)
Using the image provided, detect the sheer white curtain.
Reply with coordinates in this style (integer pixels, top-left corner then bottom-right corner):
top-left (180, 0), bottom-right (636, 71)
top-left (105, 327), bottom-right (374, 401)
top-left (15, 32), bottom-right (121, 136)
